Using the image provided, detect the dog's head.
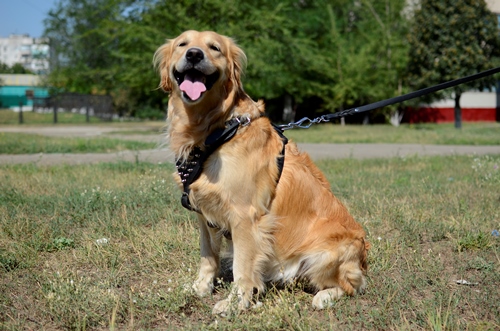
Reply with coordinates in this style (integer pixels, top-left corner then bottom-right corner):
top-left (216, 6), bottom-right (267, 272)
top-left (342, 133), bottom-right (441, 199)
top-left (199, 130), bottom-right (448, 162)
top-left (154, 30), bottom-right (246, 108)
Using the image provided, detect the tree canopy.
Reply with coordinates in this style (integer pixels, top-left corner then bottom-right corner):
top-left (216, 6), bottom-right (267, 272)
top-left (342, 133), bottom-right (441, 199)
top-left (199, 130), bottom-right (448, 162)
top-left (43, 0), bottom-right (498, 122)
top-left (407, 0), bottom-right (500, 127)
top-left (0, 62), bottom-right (33, 74)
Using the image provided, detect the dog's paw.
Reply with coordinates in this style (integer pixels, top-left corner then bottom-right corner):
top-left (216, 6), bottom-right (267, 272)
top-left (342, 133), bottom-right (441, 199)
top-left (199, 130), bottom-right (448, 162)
top-left (312, 288), bottom-right (345, 310)
top-left (212, 295), bottom-right (253, 316)
top-left (192, 278), bottom-right (214, 297)
top-left (357, 277), bottom-right (367, 295)
top-left (212, 298), bottom-right (232, 316)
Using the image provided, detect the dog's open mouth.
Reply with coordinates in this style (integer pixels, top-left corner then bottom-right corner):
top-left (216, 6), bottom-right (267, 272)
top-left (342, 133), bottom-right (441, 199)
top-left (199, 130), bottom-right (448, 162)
top-left (174, 69), bottom-right (220, 101)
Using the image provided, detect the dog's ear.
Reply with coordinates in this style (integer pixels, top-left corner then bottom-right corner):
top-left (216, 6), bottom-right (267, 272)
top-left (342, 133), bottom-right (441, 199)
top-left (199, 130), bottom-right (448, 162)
top-left (226, 38), bottom-right (247, 94)
top-left (153, 40), bottom-right (174, 92)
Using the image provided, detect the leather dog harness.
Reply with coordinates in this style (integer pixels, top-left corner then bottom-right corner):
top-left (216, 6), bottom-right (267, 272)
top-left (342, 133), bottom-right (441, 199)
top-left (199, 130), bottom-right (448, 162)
top-left (175, 117), bottom-right (288, 237)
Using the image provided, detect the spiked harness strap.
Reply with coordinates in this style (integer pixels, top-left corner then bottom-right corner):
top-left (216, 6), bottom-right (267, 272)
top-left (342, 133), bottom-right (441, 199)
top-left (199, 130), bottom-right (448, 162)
top-left (176, 117), bottom-right (242, 212)
top-left (176, 117), bottom-right (288, 214)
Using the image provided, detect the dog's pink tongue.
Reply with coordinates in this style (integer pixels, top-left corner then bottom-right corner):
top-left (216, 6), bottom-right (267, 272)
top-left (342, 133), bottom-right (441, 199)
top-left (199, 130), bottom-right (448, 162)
top-left (180, 80), bottom-right (207, 101)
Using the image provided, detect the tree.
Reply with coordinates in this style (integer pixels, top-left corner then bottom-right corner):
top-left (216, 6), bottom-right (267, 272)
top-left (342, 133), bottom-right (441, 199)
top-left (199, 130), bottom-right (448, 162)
top-left (44, 0), bottom-right (131, 93)
top-left (0, 62), bottom-right (10, 74)
top-left (42, 0), bottom-right (411, 121)
top-left (43, 0), bottom-right (166, 116)
top-left (322, 0), bottom-right (409, 125)
top-left (407, 0), bottom-right (500, 128)
top-left (0, 62), bottom-right (33, 74)
top-left (10, 63), bottom-right (33, 74)
top-left (139, 0), bottom-right (334, 119)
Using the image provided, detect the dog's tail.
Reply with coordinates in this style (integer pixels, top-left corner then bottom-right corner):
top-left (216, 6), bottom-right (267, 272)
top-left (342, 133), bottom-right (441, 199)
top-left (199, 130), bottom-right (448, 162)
top-left (336, 237), bottom-right (369, 295)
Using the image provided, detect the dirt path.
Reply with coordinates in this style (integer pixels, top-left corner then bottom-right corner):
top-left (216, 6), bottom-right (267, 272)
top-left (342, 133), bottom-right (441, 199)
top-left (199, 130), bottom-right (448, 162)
top-left (1, 125), bottom-right (500, 165)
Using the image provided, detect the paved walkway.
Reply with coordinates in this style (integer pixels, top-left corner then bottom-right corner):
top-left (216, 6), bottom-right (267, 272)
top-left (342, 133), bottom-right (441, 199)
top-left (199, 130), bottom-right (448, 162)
top-left (1, 125), bottom-right (499, 165)
top-left (1, 143), bottom-right (499, 166)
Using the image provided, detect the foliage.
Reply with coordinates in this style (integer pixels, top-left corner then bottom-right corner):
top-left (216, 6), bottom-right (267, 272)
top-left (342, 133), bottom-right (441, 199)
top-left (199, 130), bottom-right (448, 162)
top-left (44, 0), bottom-right (132, 92)
top-left (407, 0), bottom-right (500, 100)
top-left (133, 106), bottom-right (166, 120)
top-left (0, 62), bottom-right (33, 74)
top-left (323, 0), bottom-right (410, 111)
top-left (0, 62), bottom-right (8, 74)
top-left (43, 0), bottom-right (410, 119)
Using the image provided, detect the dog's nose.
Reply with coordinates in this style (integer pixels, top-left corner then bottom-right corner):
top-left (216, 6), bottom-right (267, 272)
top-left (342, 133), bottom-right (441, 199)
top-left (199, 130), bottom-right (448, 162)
top-left (186, 48), bottom-right (204, 64)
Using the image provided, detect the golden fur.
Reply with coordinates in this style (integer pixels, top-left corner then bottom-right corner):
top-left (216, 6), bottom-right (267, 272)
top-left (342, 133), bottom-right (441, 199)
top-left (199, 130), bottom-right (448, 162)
top-left (154, 30), bottom-right (369, 314)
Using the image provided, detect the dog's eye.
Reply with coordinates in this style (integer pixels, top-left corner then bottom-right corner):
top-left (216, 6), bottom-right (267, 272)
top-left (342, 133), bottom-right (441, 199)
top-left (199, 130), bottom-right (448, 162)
top-left (178, 42), bottom-right (187, 47)
top-left (210, 45), bottom-right (221, 52)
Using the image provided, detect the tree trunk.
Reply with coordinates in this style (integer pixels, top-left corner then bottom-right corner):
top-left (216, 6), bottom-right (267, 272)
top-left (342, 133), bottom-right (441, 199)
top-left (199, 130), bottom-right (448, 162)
top-left (454, 90), bottom-right (462, 129)
top-left (282, 94), bottom-right (294, 123)
top-left (496, 81), bottom-right (500, 122)
top-left (362, 114), bottom-right (369, 125)
top-left (389, 108), bottom-right (404, 127)
top-left (339, 105), bottom-right (345, 126)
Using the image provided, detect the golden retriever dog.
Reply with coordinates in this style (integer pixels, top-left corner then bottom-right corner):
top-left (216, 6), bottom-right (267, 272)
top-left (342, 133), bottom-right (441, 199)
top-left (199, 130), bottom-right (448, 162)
top-left (154, 30), bottom-right (369, 314)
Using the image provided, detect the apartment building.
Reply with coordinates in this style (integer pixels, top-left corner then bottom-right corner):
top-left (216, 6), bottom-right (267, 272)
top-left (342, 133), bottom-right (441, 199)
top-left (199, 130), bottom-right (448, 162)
top-left (0, 34), bottom-right (49, 75)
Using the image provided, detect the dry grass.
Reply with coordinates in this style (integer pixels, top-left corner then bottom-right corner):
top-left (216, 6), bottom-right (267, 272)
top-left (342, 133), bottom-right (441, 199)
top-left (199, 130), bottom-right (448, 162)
top-left (1, 154), bottom-right (499, 330)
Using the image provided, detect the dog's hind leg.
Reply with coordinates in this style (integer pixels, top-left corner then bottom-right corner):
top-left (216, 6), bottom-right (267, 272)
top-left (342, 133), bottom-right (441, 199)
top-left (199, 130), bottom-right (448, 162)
top-left (308, 239), bottom-right (368, 310)
top-left (311, 265), bottom-right (367, 309)
top-left (193, 215), bottom-right (222, 297)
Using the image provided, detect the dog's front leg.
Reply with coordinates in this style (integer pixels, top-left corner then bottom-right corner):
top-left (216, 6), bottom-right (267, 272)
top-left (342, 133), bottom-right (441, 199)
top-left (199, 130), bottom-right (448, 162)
top-left (193, 215), bottom-right (221, 297)
top-left (213, 220), bottom-right (265, 315)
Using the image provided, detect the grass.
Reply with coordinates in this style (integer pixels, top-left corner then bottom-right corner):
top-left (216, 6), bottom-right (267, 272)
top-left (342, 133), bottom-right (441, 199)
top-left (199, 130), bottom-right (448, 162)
top-left (284, 122), bottom-right (500, 145)
top-left (2, 106), bottom-right (500, 146)
top-left (0, 109), bottom-right (104, 125)
top-left (1, 155), bottom-right (499, 330)
top-left (107, 129), bottom-right (164, 135)
top-left (0, 133), bottom-right (157, 154)
top-left (1, 121), bottom-right (498, 156)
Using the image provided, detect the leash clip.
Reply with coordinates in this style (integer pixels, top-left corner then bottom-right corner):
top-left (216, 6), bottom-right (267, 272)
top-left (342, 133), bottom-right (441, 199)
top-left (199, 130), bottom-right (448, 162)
top-left (279, 115), bottom-right (330, 131)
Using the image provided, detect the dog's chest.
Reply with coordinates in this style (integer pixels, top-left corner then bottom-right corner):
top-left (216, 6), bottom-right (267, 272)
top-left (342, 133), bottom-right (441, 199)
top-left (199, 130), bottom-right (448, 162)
top-left (175, 118), bottom-right (243, 212)
top-left (174, 119), bottom-right (286, 229)
top-left (190, 150), bottom-right (249, 216)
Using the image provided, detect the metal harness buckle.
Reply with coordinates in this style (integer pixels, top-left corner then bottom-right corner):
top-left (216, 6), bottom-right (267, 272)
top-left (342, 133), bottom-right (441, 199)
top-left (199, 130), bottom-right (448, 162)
top-left (235, 116), bottom-right (251, 127)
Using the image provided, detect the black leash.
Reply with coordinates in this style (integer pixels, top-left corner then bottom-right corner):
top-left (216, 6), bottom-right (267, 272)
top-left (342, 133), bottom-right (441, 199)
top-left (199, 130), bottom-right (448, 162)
top-left (279, 66), bottom-right (500, 130)
top-left (176, 66), bottom-right (500, 214)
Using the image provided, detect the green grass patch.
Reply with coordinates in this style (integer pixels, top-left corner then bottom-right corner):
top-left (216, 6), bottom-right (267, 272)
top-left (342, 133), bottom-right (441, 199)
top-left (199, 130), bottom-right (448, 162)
top-left (2, 110), bottom-right (500, 147)
top-left (284, 122), bottom-right (500, 145)
top-left (0, 155), bottom-right (499, 330)
top-left (0, 109), bottom-right (104, 125)
top-left (0, 132), bottom-right (157, 154)
top-left (107, 129), bottom-right (165, 135)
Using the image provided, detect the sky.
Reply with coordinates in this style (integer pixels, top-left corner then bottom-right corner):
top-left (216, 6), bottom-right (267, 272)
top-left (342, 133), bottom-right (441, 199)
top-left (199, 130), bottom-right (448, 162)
top-left (0, 0), bottom-right (59, 38)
